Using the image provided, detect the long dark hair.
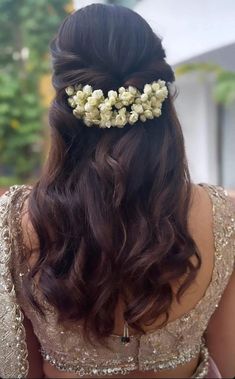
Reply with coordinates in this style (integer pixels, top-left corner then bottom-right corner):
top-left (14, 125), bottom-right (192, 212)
top-left (24, 3), bottom-right (201, 345)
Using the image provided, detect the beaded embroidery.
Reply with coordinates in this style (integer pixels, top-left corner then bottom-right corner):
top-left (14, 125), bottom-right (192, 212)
top-left (0, 186), bottom-right (29, 378)
top-left (0, 183), bottom-right (235, 378)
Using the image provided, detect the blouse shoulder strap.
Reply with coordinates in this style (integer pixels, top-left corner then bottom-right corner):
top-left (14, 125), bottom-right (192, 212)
top-left (199, 183), bottom-right (235, 267)
top-left (0, 185), bottom-right (30, 378)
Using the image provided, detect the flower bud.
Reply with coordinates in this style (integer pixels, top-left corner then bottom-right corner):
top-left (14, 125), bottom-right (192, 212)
top-left (143, 84), bottom-right (152, 95)
top-left (142, 101), bottom-right (151, 110)
top-left (108, 90), bottom-right (118, 99)
top-left (87, 97), bottom-right (98, 106)
top-left (119, 91), bottom-right (134, 105)
top-left (131, 104), bottom-right (144, 114)
top-left (65, 86), bottom-right (75, 96)
top-left (76, 105), bottom-right (85, 114)
top-left (83, 118), bottom-right (92, 127)
top-left (108, 96), bottom-right (117, 106)
top-left (92, 89), bottom-right (104, 99)
top-left (141, 93), bottom-right (148, 102)
top-left (99, 102), bottom-right (112, 112)
top-left (144, 110), bottom-right (154, 119)
top-left (83, 85), bottom-right (92, 96)
top-left (75, 91), bottom-right (85, 101)
top-left (153, 108), bottom-right (161, 117)
top-left (68, 98), bottom-right (76, 108)
top-left (115, 102), bottom-right (123, 109)
top-left (140, 114), bottom-right (147, 122)
top-left (128, 86), bottom-right (138, 95)
top-left (156, 88), bottom-right (168, 100)
top-left (151, 82), bottom-right (160, 91)
top-left (115, 113), bottom-right (126, 127)
top-left (129, 111), bottom-right (139, 124)
top-left (158, 80), bottom-right (166, 87)
top-left (84, 103), bottom-right (94, 112)
top-left (118, 87), bottom-right (125, 94)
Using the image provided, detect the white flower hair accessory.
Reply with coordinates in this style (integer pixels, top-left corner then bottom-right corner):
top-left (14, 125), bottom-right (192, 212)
top-left (65, 79), bottom-right (168, 128)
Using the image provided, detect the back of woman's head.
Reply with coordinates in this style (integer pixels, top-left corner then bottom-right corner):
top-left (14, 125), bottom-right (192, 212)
top-left (26, 3), bottom-right (200, 346)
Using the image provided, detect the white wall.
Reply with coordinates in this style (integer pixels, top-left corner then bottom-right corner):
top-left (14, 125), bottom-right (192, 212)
top-left (174, 73), bottom-right (218, 184)
top-left (134, 0), bottom-right (235, 65)
top-left (75, 0), bottom-right (104, 8)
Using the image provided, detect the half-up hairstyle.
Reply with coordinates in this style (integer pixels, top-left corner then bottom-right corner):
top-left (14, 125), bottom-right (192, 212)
top-left (24, 3), bottom-right (201, 346)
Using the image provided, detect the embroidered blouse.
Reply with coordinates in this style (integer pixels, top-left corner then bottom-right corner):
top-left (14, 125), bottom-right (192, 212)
top-left (0, 183), bottom-right (235, 378)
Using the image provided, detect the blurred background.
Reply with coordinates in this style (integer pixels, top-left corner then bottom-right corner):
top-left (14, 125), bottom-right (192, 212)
top-left (0, 0), bottom-right (234, 196)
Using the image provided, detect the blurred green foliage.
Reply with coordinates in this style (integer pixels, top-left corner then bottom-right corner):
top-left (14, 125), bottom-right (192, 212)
top-left (176, 63), bottom-right (235, 105)
top-left (0, 0), bottom-right (69, 186)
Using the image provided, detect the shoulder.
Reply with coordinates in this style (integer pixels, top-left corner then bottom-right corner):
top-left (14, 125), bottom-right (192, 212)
top-left (193, 183), bottom-right (235, 266)
top-left (0, 183), bottom-right (35, 252)
top-left (197, 183), bottom-right (235, 208)
top-left (0, 184), bottom-right (32, 206)
top-left (198, 183), bottom-right (235, 239)
top-left (188, 183), bottom-right (215, 249)
top-left (0, 183), bottom-right (32, 225)
top-left (0, 185), bottom-right (23, 224)
top-left (191, 183), bottom-right (235, 224)
top-left (189, 183), bottom-right (235, 266)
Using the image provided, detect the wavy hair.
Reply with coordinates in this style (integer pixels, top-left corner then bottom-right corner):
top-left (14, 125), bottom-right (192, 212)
top-left (24, 4), bottom-right (201, 346)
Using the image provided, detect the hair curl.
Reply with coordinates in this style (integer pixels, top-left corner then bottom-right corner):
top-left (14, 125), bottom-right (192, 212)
top-left (24, 4), bottom-right (201, 346)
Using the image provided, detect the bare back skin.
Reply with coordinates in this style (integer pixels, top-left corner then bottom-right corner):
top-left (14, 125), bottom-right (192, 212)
top-left (20, 184), bottom-right (235, 378)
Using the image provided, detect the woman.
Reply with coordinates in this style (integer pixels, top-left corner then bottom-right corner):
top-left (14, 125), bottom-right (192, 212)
top-left (0, 3), bottom-right (235, 378)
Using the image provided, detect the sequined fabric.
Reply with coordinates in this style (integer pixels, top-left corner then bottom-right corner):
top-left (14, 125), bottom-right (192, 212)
top-left (0, 183), bottom-right (235, 378)
top-left (0, 186), bottom-right (29, 378)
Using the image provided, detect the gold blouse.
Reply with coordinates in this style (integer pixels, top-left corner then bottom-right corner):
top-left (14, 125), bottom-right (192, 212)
top-left (0, 183), bottom-right (235, 378)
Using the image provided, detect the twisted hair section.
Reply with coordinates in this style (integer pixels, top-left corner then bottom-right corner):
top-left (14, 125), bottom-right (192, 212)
top-left (24, 4), bottom-right (201, 346)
